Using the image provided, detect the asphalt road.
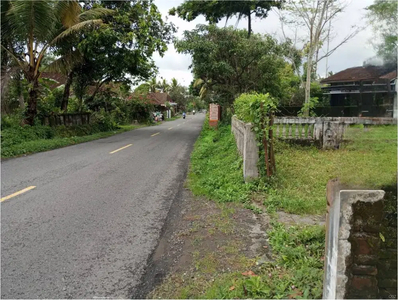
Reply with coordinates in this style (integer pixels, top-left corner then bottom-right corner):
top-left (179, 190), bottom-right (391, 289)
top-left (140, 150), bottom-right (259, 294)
top-left (1, 114), bottom-right (205, 299)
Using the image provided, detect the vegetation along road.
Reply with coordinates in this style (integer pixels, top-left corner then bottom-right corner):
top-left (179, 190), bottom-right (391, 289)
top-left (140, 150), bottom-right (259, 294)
top-left (1, 114), bottom-right (205, 299)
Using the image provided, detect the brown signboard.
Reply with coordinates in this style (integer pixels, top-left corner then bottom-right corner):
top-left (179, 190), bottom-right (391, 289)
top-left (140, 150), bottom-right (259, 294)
top-left (209, 104), bottom-right (220, 127)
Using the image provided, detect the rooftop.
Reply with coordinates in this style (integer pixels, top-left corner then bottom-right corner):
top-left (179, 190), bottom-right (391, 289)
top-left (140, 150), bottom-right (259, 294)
top-left (320, 65), bottom-right (397, 84)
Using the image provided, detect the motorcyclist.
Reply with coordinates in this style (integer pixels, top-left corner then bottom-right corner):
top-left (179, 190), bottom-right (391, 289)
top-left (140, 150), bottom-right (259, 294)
top-left (193, 110), bottom-right (195, 115)
top-left (182, 112), bottom-right (186, 119)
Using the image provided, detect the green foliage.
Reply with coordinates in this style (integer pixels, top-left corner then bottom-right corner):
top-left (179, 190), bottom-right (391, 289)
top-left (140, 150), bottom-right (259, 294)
top-left (75, 0), bottom-right (176, 92)
top-left (268, 222), bottom-right (325, 269)
top-left (200, 222), bottom-right (325, 299)
top-left (366, 0), bottom-right (397, 64)
top-left (188, 117), bottom-right (253, 203)
top-left (298, 97), bottom-right (318, 117)
top-left (234, 92), bottom-right (277, 177)
top-left (134, 83), bottom-right (151, 95)
top-left (1, 0), bottom-right (111, 124)
top-left (1, 122), bottom-right (142, 158)
top-left (1, 125), bottom-right (56, 149)
top-left (234, 93), bottom-right (277, 123)
top-left (169, 0), bottom-right (282, 37)
top-left (91, 108), bottom-right (118, 131)
top-left (175, 25), bottom-right (292, 110)
top-left (1, 110), bottom-right (24, 129)
top-left (37, 87), bottom-right (64, 118)
top-left (243, 203), bottom-right (263, 214)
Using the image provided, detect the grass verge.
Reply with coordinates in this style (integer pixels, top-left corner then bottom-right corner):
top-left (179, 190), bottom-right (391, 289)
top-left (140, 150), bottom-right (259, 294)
top-left (1, 124), bottom-right (144, 159)
top-left (198, 222), bottom-right (325, 299)
top-left (165, 115), bottom-right (181, 121)
top-left (158, 120), bottom-right (396, 299)
top-left (188, 118), bottom-right (253, 203)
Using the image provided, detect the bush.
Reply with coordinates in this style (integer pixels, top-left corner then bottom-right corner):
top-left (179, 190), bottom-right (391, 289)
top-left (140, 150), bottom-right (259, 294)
top-left (1, 125), bottom-right (56, 148)
top-left (91, 108), bottom-right (119, 131)
top-left (1, 111), bottom-right (24, 129)
top-left (234, 92), bottom-right (277, 123)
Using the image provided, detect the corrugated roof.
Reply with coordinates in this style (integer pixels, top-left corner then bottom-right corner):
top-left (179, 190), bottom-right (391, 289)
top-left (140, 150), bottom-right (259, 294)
top-left (320, 66), bottom-right (396, 83)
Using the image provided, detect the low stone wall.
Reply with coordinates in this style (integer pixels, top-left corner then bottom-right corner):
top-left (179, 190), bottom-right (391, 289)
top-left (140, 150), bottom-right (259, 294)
top-left (44, 113), bottom-right (91, 127)
top-left (231, 116), bottom-right (259, 181)
top-left (274, 117), bottom-right (396, 149)
top-left (323, 179), bottom-right (397, 299)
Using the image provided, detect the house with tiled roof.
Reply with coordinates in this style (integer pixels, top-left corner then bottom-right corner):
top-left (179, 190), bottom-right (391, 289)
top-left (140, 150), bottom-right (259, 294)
top-left (131, 92), bottom-right (177, 118)
top-left (320, 65), bottom-right (397, 118)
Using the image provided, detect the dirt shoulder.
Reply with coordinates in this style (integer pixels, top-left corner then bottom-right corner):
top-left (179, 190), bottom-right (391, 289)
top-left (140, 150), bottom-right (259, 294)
top-left (132, 186), bottom-right (272, 299)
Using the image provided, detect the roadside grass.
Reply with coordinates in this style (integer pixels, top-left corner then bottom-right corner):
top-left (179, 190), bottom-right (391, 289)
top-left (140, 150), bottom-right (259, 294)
top-left (170, 222), bottom-right (325, 299)
top-left (188, 118), bottom-right (252, 203)
top-left (1, 124), bottom-right (144, 159)
top-left (171, 120), bottom-right (396, 299)
top-left (263, 125), bottom-right (397, 215)
top-left (210, 225), bottom-right (323, 299)
top-left (165, 115), bottom-right (181, 121)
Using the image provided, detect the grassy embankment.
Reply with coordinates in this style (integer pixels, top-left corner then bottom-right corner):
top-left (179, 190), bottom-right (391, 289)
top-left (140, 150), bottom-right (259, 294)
top-left (1, 124), bottom-right (145, 159)
top-left (155, 117), bottom-right (396, 299)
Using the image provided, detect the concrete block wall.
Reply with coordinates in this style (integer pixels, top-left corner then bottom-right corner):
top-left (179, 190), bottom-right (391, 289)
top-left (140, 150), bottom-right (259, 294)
top-left (323, 180), bottom-right (397, 299)
top-left (44, 113), bottom-right (91, 126)
top-left (231, 116), bottom-right (259, 181)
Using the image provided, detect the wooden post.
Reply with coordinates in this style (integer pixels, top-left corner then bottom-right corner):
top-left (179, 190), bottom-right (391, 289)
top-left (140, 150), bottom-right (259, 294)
top-left (269, 114), bottom-right (276, 175)
top-left (260, 103), bottom-right (270, 177)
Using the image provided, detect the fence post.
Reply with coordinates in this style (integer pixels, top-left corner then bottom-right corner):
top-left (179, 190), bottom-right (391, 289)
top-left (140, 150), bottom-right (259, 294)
top-left (269, 114), bottom-right (276, 175)
top-left (260, 103), bottom-right (270, 177)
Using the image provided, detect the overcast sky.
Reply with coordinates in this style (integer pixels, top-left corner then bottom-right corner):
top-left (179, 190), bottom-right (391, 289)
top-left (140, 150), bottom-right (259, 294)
top-left (145, 0), bottom-right (376, 88)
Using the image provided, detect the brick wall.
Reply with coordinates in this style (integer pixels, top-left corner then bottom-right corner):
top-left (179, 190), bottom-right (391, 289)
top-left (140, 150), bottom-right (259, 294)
top-left (323, 180), bottom-right (397, 299)
top-left (377, 189), bottom-right (397, 299)
top-left (346, 200), bottom-right (384, 299)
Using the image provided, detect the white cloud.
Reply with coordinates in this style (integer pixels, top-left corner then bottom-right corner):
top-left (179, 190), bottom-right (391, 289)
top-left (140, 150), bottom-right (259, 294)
top-left (147, 0), bottom-right (377, 88)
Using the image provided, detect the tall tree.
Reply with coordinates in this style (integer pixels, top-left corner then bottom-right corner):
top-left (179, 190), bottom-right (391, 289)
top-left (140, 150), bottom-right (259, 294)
top-left (74, 0), bottom-right (175, 106)
top-left (1, 0), bottom-right (110, 124)
top-left (169, 0), bottom-right (283, 38)
top-left (279, 0), bottom-right (361, 115)
top-left (158, 78), bottom-right (169, 93)
top-left (168, 78), bottom-right (188, 110)
top-left (176, 25), bottom-right (290, 110)
top-left (147, 78), bottom-right (159, 92)
top-left (366, 0), bottom-right (397, 65)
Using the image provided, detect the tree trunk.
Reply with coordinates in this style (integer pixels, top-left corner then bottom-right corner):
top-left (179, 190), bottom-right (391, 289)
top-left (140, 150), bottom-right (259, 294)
top-left (247, 13), bottom-right (252, 38)
top-left (314, 47), bottom-right (319, 78)
top-left (61, 71), bottom-right (74, 112)
top-left (304, 49), bottom-right (313, 117)
top-left (26, 78), bottom-right (39, 125)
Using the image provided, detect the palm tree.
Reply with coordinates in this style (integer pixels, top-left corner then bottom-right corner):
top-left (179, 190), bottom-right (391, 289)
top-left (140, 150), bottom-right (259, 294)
top-left (1, 0), bottom-right (112, 125)
top-left (158, 78), bottom-right (170, 93)
top-left (147, 77), bottom-right (158, 92)
top-left (170, 77), bottom-right (179, 91)
top-left (193, 78), bottom-right (212, 99)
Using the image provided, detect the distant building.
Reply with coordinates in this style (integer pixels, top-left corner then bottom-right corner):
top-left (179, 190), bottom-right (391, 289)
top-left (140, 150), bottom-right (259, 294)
top-left (320, 65), bottom-right (397, 118)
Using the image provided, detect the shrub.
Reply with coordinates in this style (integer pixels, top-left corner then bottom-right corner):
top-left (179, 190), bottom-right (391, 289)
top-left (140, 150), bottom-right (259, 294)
top-left (1, 111), bottom-right (24, 129)
top-left (91, 108), bottom-right (119, 131)
top-left (1, 125), bottom-right (56, 148)
top-left (234, 92), bottom-right (277, 124)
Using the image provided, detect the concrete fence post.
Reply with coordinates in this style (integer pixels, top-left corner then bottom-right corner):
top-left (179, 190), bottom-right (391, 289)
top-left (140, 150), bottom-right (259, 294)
top-left (323, 181), bottom-right (388, 299)
top-left (231, 116), bottom-right (259, 181)
top-left (243, 123), bottom-right (259, 181)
